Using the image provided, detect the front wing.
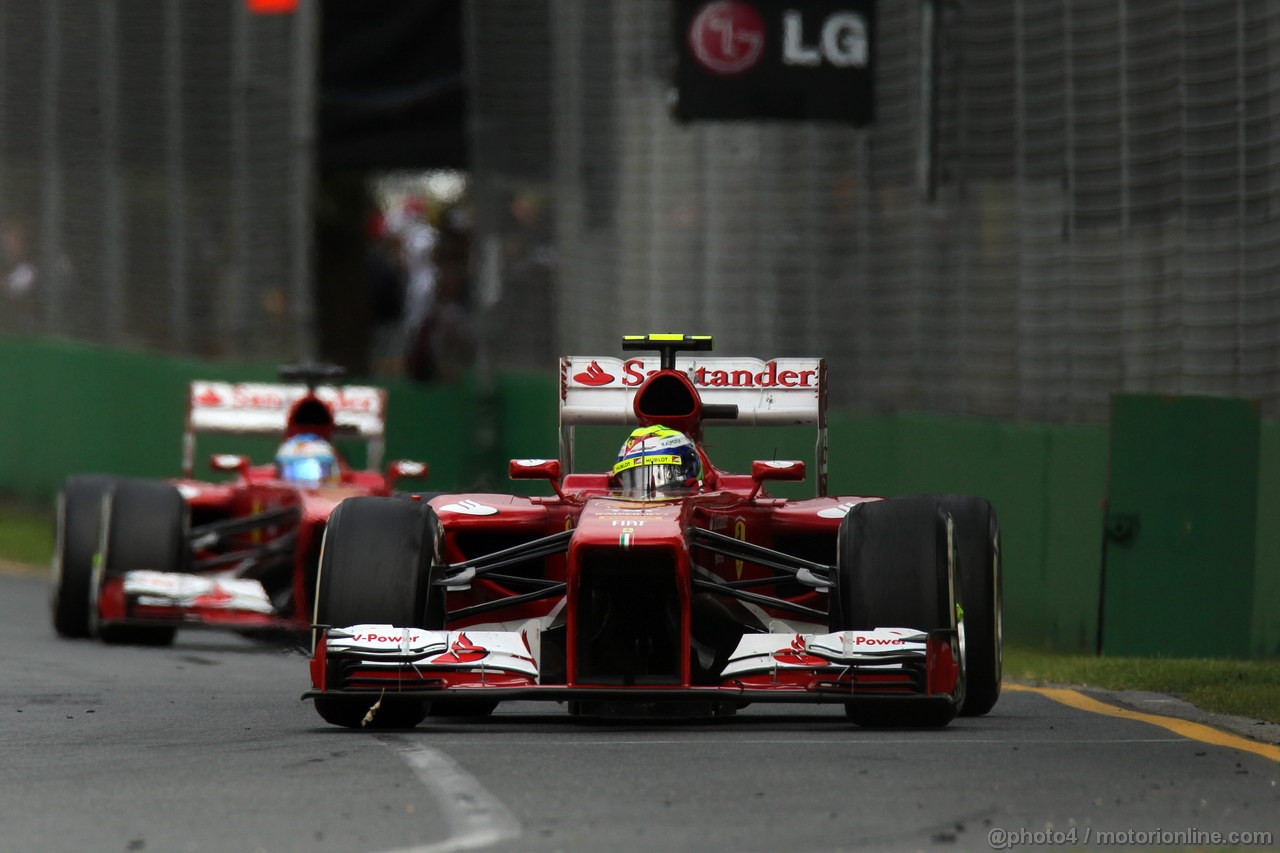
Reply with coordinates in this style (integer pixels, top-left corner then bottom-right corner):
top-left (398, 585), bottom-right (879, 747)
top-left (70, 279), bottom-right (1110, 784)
top-left (98, 570), bottom-right (293, 630)
top-left (305, 625), bottom-right (961, 707)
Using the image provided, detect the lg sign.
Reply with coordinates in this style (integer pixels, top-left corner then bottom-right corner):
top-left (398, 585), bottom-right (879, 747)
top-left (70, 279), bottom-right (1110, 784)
top-left (781, 10), bottom-right (868, 68)
top-left (689, 1), bottom-right (765, 76)
top-left (675, 0), bottom-right (875, 124)
top-left (689, 2), bottom-right (868, 76)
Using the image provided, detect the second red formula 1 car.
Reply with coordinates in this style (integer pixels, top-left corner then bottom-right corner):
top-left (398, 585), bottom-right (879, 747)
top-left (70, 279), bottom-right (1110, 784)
top-left (306, 336), bottom-right (1001, 728)
top-left (51, 365), bottom-right (429, 645)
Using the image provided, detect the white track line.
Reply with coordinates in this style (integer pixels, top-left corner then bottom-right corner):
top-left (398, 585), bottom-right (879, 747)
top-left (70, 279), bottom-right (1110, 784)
top-left (377, 735), bottom-right (521, 853)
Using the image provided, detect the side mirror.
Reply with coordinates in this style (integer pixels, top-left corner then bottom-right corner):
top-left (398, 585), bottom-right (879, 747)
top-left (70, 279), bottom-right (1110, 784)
top-left (209, 454), bottom-right (251, 476)
top-left (749, 460), bottom-right (805, 499)
top-left (508, 458), bottom-right (565, 499)
top-left (386, 460), bottom-right (429, 486)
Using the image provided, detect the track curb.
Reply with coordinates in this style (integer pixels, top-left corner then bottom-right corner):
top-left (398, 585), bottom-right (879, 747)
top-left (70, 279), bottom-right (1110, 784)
top-left (1008, 682), bottom-right (1280, 758)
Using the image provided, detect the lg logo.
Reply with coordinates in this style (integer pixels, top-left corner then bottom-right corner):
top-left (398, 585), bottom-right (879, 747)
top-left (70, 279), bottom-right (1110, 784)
top-left (688, 1), bottom-right (766, 76)
top-left (781, 9), bottom-right (868, 68)
top-left (688, 1), bottom-right (869, 76)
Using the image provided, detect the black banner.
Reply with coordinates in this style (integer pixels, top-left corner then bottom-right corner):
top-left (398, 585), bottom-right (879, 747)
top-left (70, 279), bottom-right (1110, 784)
top-left (674, 0), bottom-right (876, 124)
top-left (319, 0), bottom-right (466, 170)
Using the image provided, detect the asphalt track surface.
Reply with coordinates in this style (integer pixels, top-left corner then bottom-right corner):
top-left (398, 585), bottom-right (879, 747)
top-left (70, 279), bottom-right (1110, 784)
top-left (2, 571), bottom-right (1278, 853)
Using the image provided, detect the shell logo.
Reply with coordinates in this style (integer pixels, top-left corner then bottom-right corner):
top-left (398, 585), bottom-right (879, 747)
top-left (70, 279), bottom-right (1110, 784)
top-left (734, 517), bottom-right (747, 579)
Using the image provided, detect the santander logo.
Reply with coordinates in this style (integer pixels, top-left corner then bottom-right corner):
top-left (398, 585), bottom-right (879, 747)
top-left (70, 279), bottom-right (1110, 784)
top-left (573, 360), bottom-right (615, 386)
top-left (772, 635), bottom-right (830, 667)
top-left (195, 387), bottom-right (224, 407)
top-left (193, 583), bottom-right (234, 607)
top-left (570, 358), bottom-right (819, 390)
top-left (431, 633), bottom-right (488, 665)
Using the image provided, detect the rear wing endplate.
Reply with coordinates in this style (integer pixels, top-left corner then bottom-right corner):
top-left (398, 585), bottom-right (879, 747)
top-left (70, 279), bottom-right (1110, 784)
top-left (559, 356), bottom-right (828, 496)
top-left (183, 381), bottom-right (387, 477)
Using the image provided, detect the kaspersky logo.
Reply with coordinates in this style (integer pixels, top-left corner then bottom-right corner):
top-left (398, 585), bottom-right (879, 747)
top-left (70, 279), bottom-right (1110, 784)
top-left (573, 360), bottom-right (616, 386)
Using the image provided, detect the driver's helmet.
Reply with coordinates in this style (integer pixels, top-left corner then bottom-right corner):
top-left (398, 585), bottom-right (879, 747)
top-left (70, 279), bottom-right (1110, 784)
top-left (610, 425), bottom-right (702, 496)
top-left (275, 433), bottom-right (340, 487)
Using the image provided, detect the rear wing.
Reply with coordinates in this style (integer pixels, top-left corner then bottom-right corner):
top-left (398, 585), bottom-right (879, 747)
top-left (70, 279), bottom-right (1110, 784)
top-left (559, 355), bottom-right (828, 496)
top-left (183, 381), bottom-right (387, 477)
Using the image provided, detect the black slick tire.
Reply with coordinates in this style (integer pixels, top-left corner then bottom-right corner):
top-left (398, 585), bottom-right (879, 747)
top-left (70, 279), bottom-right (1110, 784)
top-left (312, 497), bottom-right (442, 729)
top-left (97, 479), bottom-right (189, 646)
top-left (51, 475), bottom-right (116, 638)
top-left (831, 496), bottom-right (959, 728)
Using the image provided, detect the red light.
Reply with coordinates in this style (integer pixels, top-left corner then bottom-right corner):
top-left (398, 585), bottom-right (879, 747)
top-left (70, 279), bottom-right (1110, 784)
top-left (246, 0), bottom-right (297, 14)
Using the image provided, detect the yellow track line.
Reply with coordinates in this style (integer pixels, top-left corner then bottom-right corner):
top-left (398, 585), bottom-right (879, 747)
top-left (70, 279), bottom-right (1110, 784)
top-left (1006, 683), bottom-right (1280, 763)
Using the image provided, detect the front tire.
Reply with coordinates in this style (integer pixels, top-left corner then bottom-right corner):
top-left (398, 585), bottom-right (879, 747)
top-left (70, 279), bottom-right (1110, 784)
top-left (831, 496), bottom-right (961, 728)
top-left (97, 479), bottom-right (189, 646)
top-left (312, 497), bottom-right (442, 729)
top-left (51, 475), bottom-right (116, 638)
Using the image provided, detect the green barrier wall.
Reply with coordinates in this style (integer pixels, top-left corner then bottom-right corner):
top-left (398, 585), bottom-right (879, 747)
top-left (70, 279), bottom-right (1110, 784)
top-left (0, 337), bottom-right (478, 499)
top-left (2, 339), bottom-right (1275, 656)
top-left (1255, 423), bottom-right (1280, 657)
top-left (1101, 395), bottom-right (1260, 658)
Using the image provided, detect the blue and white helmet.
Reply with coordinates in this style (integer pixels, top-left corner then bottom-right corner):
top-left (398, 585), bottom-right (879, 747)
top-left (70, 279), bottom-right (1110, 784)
top-left (610, 425), bottom-right (702, 496)
top-left (275, 433), bottom-right (339, 487)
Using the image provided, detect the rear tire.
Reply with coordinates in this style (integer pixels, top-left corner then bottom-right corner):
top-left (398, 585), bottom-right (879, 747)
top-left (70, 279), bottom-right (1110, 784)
top-left (98, 480), bottom-right (189, 646)
top-left (51, 475), bottom-right (116, 638)
top-left (312, 497), bottom-right (442, 729)
top-left (831, 496), bottom-right (960, 728)
top-left (935, 496), bottom-right (1002, 717)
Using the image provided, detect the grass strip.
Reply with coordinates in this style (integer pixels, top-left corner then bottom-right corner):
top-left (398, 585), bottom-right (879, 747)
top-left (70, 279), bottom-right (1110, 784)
top-left (0, 497), bottom-right (52, 568)
top-left (1006, 646), bottom-right (1280, 724)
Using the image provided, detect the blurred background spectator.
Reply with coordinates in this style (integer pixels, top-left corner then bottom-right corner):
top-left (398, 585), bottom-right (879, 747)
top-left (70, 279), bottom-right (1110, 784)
top-left (1, 219), bottom-right (38, 330)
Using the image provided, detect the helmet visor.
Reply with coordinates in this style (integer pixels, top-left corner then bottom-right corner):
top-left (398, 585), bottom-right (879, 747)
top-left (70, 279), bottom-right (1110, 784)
top-left (611, 454), bottom-right (697, 496)
top-left (278, 456), bottom-right (331, 486)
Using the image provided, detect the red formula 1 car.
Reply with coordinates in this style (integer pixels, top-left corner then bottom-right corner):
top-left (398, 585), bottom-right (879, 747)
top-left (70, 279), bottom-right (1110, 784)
top-left (306, 336), bottom-right (1001, 728)
top-left (51, 365), bottom-right (428, 645)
